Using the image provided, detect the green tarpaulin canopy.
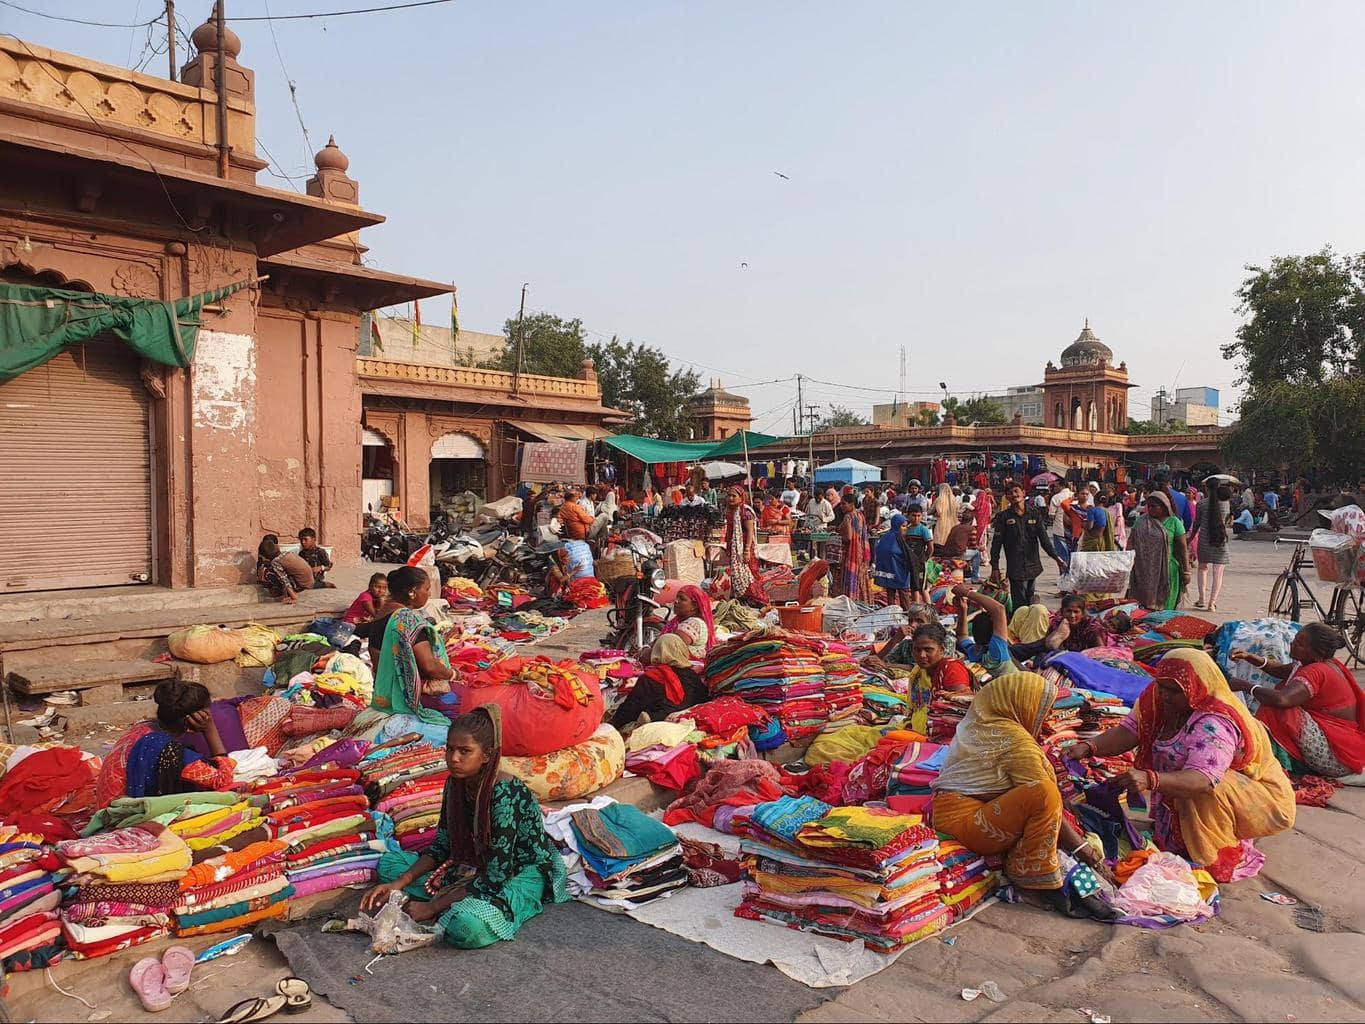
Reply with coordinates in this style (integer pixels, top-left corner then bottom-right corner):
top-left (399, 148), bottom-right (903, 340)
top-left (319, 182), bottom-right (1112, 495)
top-left (0, 279), bottom-right (252, 381)
top-left (601, 430), bottom-right (787, 464)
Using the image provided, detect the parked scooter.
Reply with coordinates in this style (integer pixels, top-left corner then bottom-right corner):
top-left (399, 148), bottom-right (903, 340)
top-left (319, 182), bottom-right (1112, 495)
top-left (361, 513), bottom-right (424, 563)
top-left (605, 535), bottom-right (670, 656)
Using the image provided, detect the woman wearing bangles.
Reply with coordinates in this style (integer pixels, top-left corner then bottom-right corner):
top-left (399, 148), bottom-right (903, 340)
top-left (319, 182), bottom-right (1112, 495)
top-left (1062, 649), bottom-right (1294, 882)
top-left (1228, 623), bottom-right (1365, 779)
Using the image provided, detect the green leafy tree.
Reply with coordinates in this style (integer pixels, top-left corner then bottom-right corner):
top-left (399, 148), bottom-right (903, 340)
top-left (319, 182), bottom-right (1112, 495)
top-left (1223, 248), bottom-right (1365, 477)
top-left (480, 312), bottom-right (587, 378)
top-left (586, 337), bottom-right (701, 439)
top-left (954, 396), bottom-right (1007, 426)
top-left (816, 405), bottom-right (870, 430)
top-left (1122, 417), bottom-right (1187, 435)
top-left (917, 407), bottom-right (941, 427)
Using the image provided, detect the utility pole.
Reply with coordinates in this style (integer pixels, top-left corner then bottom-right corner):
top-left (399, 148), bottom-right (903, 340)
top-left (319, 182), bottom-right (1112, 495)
top-left (805, 405), bottom-right (819, 433)
top-left (511, 283), bottom-right (527, 396)
top-left (1155, 387), bottom-right (1168, 427)
top-left (795, 374), bottom-right (804, 434)
top-left (214, 0), bottom-right (228, 178)
top-left (166, 0), bottom-right (176, 79)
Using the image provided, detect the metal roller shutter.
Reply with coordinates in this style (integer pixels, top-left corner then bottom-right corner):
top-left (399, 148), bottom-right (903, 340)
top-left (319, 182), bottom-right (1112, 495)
top-left (0, 337), bottom-right (153, 591)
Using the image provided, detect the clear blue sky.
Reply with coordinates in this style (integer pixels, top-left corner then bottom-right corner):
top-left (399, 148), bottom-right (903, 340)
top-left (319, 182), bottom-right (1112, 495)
top-left (10, 1), bottom-right (1365, 432)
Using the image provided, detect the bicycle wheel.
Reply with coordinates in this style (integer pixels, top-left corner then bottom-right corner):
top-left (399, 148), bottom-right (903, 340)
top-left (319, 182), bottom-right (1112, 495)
top-left (1342, 590), bottom-right (1365, 668)
top-left (1268, 571), bottom-right (1297, 620)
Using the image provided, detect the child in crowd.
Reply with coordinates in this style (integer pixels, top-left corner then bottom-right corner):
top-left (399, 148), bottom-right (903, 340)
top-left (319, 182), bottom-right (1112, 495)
top-left (297, 527), bottom-right (335, 588)
top-left (257, 534), bottom-right (312, 604)
top-left (344, 572), bottom-right (389, 625)
top-left (361, 707), bottom-right (569, 947)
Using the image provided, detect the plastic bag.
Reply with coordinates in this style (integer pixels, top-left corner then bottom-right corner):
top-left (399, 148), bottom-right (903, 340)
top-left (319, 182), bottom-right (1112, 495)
top-left (1058, 550), bottom-right (1135, 595)
top-left (235, 623), bottom-right (281, 667)
top-left (1110, 850), bottom-right (1211, 921)
top-left (352, 890), bottom-right (440, 954)
top-left (1326, 504), bottom-right (1365, 540)
top-left (168, 624), bottom-right (245, 664)
top-left (1309, 528), bottom-right (1359, 584)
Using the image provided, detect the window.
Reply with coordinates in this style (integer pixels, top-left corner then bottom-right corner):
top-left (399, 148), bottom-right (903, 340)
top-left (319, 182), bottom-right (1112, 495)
top-left (1021, 403), bottom-right (1040, 417)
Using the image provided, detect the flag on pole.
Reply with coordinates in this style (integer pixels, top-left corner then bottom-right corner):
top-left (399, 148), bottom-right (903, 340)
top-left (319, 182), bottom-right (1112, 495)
top-left (450, 284), bottom-right (459, 342)
top-left (412, 300), bottom-right (421, 346)
top-left (369, 311), bottom-right (384, 353)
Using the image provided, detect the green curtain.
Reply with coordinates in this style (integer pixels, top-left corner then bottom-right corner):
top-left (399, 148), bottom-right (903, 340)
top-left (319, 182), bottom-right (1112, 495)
top-left (703, 430), bottom-right (785, 458)
top-left (0, 279), bottom-right (251, 381)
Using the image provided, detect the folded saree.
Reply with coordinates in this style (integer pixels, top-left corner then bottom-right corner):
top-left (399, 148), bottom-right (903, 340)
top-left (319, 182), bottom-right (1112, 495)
top-left (174, 885), bottom-right (294, 930)
top-left (173, 899), bottom-right (288, 937)
top-left (179, 841), bottom-right (287, 890)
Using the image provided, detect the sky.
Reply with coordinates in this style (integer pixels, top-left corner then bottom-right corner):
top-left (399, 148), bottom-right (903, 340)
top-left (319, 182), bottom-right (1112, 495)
top-left (9, 0), bottom-right (1365, 434)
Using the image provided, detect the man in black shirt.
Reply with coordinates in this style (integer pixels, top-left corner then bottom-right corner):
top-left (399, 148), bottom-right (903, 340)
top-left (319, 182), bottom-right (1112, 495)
top-left (989, 484), bottom-right (1065, 608)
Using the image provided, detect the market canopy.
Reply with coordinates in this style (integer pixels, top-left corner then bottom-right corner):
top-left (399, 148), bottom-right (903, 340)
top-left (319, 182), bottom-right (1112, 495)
top-left (601, 430), bottom-right (785, 464)
top-left (0, 279), bottom-right (252, 381)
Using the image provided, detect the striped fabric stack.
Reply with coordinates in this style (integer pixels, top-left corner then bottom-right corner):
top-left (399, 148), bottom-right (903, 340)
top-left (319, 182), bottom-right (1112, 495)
top-left (359, 742), bottom-right (450, 854)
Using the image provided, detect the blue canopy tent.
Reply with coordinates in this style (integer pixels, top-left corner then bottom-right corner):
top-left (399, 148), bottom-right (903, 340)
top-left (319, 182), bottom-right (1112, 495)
top-left (813, 458), bottom-right (882, 486)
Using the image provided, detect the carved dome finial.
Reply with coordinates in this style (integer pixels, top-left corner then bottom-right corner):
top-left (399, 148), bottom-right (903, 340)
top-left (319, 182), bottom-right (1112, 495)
top-left (314, 136), bottom-right (349, 172)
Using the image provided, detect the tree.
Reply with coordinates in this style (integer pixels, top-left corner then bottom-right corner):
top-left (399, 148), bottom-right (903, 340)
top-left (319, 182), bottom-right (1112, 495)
top-left (949, 396), bottom-right (1007, 426)
top-left (1122, 417), bottom-right (1187, 435)
top-left (916, 407), bottom-right (941, 427)
top-left (479, 312), bottom-right (587, 378)
top-left (1222, 249), bottom-right (1365, 477)
top-left (586, 337), bottom-right (701, 439)
top-left (815, 405), bottom-right (870, 430)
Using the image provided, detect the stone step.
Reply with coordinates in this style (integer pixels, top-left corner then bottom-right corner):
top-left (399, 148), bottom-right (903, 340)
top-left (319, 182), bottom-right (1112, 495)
top-left (0, 583), bottom-right (266, 626)
top-left (7, 657), bottom-right (175, 696)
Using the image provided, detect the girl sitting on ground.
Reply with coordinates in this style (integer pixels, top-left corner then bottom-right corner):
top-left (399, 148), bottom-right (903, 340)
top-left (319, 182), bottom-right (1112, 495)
top-left (344, 573), bottom-right (389, 626)
top-left (95, 682), bottom-right (236, 805)
top-left (362, 707), bottom-right (569, 948)
top-left (371, 566), bottom-right (459, 725)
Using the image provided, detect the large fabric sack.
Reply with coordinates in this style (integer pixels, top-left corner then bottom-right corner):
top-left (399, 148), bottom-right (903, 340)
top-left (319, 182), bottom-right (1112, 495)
top-left (454, 656), bottom-right (605, 756)
top-left (501, 724), bottom-right (625, 801)
top-left (235, 623), bottom-right (281, 667)
top-left (168, 624), bottom-right (245, 664)
top-left (1059, 550), bottom-right (1135, 595)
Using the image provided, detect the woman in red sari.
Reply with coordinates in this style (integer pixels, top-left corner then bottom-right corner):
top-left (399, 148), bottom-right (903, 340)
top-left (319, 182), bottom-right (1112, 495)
top-left (759, 494), bottom-right (793, 544)
top-left (835, 493), bottom-right (871, 602)
top-left (1229, 623), bottom-right (1365, 778)
top-left (723, 486), bottom-right (767, 604)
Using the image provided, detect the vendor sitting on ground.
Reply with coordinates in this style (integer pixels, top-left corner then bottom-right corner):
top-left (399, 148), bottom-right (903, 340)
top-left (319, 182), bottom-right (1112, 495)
top-left (363, 706), bottom-right (569, 947)
top-left (1010, 595), bottom-right (1109, 663)
top-left (297, 527), bottom-right (336, 588)
top-left (939, 508), bottom-right (982, 579)
top-left (95, 681), bottom-right (236, 805)
top-left (1063, 650), bottom-right (1295, 882)
top-left (653, 584), bottom-right (715, 662)
top-left (1228, 622), bottom-right (1365, 779)
top-left (933, 673), bottom-right (1117, 920)
top-left (371, 566), bottom-right (460, 725)
top-left (868, 603), bottom-right (938, 665)
top-left (953, 583), bottom-right (1021, 679)
top-left (344, 572), bottom-right (389, 626)
top-left (256, 534), bottom-right (314, 604)
top-left (610, 634), bottom-right (709, 729)
top-left (904, 621), bottom-right (974, 733)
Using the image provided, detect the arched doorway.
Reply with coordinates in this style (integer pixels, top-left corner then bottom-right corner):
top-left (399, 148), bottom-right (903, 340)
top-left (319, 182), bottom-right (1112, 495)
top-left (362, 427), bottom-right (395, 513)
top-left (430, 431), bottom-right (486, 514)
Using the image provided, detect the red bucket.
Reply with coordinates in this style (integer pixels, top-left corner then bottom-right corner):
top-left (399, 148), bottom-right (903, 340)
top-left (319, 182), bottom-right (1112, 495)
top-left (777, 603), bottom-right (824, 633)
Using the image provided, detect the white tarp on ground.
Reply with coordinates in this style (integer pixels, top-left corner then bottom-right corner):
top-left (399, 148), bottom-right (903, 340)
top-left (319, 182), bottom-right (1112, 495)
top-left (581, 821), bottom-right (995, 988)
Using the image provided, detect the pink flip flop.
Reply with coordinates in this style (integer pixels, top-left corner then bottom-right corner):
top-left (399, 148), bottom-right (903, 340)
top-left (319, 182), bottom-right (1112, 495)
top-left (130, 957), bottom-right (173, 1013)
top-left (161, 945), bottom-right (195, 995)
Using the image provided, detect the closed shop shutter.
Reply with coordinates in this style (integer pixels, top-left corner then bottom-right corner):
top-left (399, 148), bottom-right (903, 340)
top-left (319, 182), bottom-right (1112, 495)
top-left (431, 432), bottom-right (484, 459)
top-left (0, 338), bottom-right (153, 592)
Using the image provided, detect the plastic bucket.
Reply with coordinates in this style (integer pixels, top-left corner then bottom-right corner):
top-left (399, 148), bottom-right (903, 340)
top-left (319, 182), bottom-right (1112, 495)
top-left (777, 603), bottom-right (824, 633)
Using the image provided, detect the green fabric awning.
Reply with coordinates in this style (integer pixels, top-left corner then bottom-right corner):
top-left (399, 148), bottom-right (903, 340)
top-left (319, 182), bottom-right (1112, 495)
top-left (601, 429), bottom-right (789, 464)
top-left (0, 279), bottom-right (252, 381)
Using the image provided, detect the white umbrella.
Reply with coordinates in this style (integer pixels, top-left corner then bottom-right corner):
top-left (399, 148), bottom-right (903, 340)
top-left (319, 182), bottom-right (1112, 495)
top-left (701, 461), bottom-right (746, 480)
top-left (1203, 473), bottom-right (1242, 485)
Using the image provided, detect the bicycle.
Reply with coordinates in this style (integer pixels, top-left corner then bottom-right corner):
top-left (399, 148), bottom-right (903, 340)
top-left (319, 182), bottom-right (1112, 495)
top-left (1267, 541), bottom-right (1365, 666)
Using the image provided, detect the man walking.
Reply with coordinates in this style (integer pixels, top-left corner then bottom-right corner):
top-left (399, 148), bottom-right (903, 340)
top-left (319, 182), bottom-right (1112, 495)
top-left (990, 483), bottom-right (1067, 609)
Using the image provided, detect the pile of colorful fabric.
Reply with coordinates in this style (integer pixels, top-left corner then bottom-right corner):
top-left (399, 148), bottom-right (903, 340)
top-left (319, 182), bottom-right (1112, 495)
top-left (859, 669), bottom-right (909, 725)
top-left (359, 742), bottom-right (449, 854)
top-left (490, 609), bottom-right (568, 644)
top-left (886, 742), bottom-right (946, 811)
top-left (927, 691), bottom-right (974, 743)
top-left (735, 798), bottom-right (951, 952)
top-left (663, 759), bottom-right (789, 833)
top-left (447, 636), bottom-right (516, 679)
top-left (56, 822), bottom-right (191, 958)
top-left (566, 801), bottom-right (687, 905)
top-left (705, 629), bottom-right (835, 744)
top-left (820, 649), bottom-right (865, 727)
top-left (0, 825), bottom-right (67, 973)
top-left (441, 575), bottom-right (489, 612)
top-left (565, 576), bottom-right (610, 609)
top-left (0, 745), bottom-right (100, 830)
top-left (488, 584), bottom-right (536, 611)
top-left (935, 837), bottom-right (996, 922)
top-left (671, 697), bottom-right (768, 762)
top-left (578, 649), bottom-right (642, 716)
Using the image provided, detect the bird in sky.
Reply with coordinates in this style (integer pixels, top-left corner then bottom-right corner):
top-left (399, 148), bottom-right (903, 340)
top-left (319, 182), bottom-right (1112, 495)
top-left (773, 171), bottom-right (790, 180)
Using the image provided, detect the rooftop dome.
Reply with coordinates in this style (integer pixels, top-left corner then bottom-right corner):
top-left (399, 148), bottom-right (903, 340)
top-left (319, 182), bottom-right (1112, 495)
top-left (1060, 319), bottom-right (1113, 368)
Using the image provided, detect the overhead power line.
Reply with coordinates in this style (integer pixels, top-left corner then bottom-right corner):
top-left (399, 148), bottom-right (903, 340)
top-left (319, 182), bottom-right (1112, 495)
top-left (0, 0), bottom-right (454, 28)
top-left (0, 0), bottom-right (161, 27)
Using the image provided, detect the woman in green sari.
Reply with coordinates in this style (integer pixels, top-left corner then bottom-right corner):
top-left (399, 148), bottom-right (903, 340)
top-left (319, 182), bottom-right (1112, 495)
top-left (1127, 492), bottom-right (1189, 611)
top-left (371, 565), bottom-right (459, 725)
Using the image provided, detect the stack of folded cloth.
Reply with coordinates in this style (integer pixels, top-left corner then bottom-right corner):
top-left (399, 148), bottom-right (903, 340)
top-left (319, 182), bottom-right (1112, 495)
top-left (819, 649), bottom-right (865, 727)
top-left (671, 697), bottom-right (768, 762)
top-left (173, 838), bottom-right (289, 936)
top-left (934, 837), bottom-right (996, 922)
top-left (927, 691), bottom-right (974, 743)
top-left (704, 629), bottom-right (833, 743)
top-left (858, 670), bottom-right (909, 725)
top-left (569, 801), bottom-right (687, 906)
top-left (735, 799), bottom-right (950, 952)
top-left (56, 823), bottom-right (191, 958)
top-left (441, 576), bottom-right (490, 612)
top-left (360, 742), bottom-right (450, 854)
top-left (885, 741), bottom-right (946, 807)
top-left (0, 826), bottom-right (67, 973)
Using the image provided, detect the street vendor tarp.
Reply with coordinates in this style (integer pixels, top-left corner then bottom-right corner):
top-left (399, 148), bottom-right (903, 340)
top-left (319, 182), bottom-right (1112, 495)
top-left (602, 430), bottom-right (785, 464)
top-left (814, 458), bottom-right (881, 485)
top-left (0, 279), bottom-right (253, 380)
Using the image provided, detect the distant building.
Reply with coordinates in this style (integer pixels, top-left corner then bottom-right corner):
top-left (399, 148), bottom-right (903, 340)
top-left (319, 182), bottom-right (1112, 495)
top-left (975, 385), bottom-right (1045, 425)
top-left (1041, 320), bottom-right (1134, 432)
top-left (361, 318), bottom-right (505, 368)
top-left (872, 400), bottom-right (940, 427)
top-left (687, 379), bottom-right (752, 439)
top-left (1152, 387), bottom-right (1219, 427)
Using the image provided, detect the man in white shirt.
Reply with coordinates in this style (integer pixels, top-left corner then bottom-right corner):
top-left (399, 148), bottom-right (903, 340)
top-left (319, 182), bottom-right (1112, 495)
top-left (682, 485), bottom-right (707, 507)
top-left (1047, 483), bottom-right (1074, 566)
top-left (780, 480), bottom-right (802, 508)
top-left (805, 491), bottom-right (835, 528)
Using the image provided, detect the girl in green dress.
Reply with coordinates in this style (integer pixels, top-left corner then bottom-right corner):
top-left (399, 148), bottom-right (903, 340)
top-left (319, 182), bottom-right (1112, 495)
top-left (362, 706), bottom-right (569, 948)
top-left (370, 566), bottom-right (459, 726)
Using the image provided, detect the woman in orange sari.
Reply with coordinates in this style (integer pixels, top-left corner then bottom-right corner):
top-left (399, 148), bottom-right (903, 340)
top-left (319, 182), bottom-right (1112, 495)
top-left (834, 493), bottom-right (870, 601)
top-left (759, 494), bottom-right (793, 544)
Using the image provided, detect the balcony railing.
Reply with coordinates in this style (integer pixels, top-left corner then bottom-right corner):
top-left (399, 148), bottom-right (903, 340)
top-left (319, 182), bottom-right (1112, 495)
top-left (357, 358), bottom-right (598, 399)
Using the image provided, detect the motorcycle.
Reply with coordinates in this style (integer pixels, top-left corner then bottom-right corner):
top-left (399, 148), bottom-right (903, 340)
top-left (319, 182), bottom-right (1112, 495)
top-left (476, 535), bottom-right (563, 591)
top-left (436, 523), bottom-right (508, 584)
top-left (361, 513), bottom-right (422, 564)
top-left (605, 535), bottom-right (671, 656)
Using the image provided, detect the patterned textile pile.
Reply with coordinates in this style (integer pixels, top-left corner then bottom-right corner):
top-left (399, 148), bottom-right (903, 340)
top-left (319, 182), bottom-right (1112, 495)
top-left (886, 742), bottom-right (947, 802)
top-left (359, 742), bottom-right (449, 854)
top-left (935, 837), bottom-right (997, 922)
top-left (565, 576), bottom-right (610, 609)
top-left (568, 801), bottom-right (687, 905)
top-left (669, 697), bottom-right (767, 762)
top-left (56, 822), bottom-right (190, 957)
top-left (819, 649), bottom-right (866, 728)
top-left (705, 629), bottom-right (837, 744)
top-left (489, 609), bottom-right (569, 644)
top-left (927, 691), bottom-right (974, 743)
top-left (0, 826), bottom-right (68, 972)
top-left (858, 669), bottom-right (910, 725)
top-left (735, 798), bottom-right (953, 952)
top-left (441, 575), bottom-right (489, 612)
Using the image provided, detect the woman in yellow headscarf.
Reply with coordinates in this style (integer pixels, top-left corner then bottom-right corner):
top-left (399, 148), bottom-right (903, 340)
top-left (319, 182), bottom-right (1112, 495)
top-left (1062, 649), bottom-right (1294, 882)
top-left (1007, 601), bottom-right (1050, 644)
top-left (932, 673), bottom-right (1116, 920)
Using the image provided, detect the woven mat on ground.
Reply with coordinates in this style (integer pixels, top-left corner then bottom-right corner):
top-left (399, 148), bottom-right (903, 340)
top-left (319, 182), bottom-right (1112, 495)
top-left (273, 897), bottom-right (830, 1023)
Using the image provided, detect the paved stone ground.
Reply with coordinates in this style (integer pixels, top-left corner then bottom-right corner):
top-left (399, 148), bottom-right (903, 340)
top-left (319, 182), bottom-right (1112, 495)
top-left (16, 536), bottom-right (1360, 1023)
